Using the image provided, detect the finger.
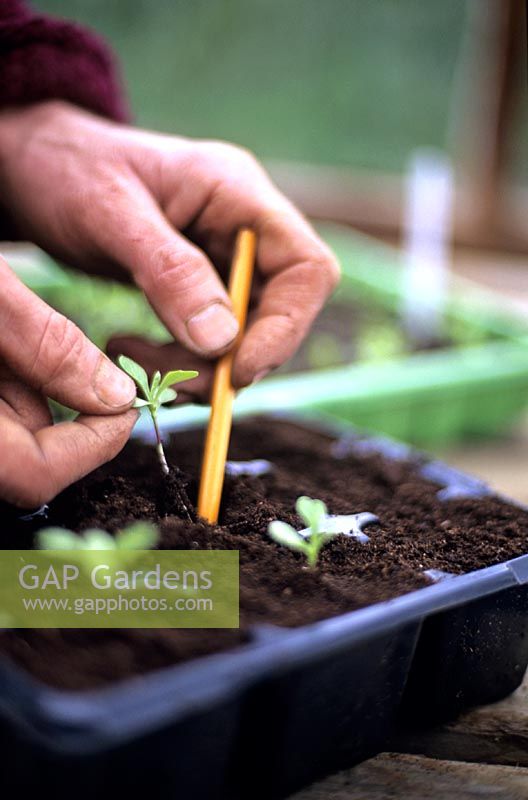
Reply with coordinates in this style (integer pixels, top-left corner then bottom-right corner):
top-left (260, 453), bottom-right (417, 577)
top-left (106, 335), bottom-right (213, 401)
top-left (0, 255), bottom-right (136, 414)
top-left (78, 169), bottom-right (239, 357)
top-left (0, 366), bottom-right (52, 432)
top-left (218, 204), bottom-right (339, 387)
top-left (168, 144), bottom-right (340, 385)
top-left (0, 409), bottom-right (138, 508)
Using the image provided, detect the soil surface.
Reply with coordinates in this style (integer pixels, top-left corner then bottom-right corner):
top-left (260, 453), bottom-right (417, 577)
top-left (0, 417), bottom-right (527, 690)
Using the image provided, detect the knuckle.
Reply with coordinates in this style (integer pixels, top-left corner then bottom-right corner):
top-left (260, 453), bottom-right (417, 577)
top-left (308, 245), bottom-right (341, 293)
top-left (24, 99), bottom-right (73, 129)
top-left (74, 166), bottom-right (126, 217)
top-left (60, 428), bottom-right (88, 469)
top-left (232, 144), bottom-right (259, 168)
top-left (274, 313), bottom-right (297, 340)
top-left (321, 252), bottom-right (341, 291)
top-left (94, 165), bottom-right (131, 200)
top-left (201, 140), bottom-right (260, 172)
top-left (146, 243), bottom-right (208, 294)
top-left (33, 310), bottom-right (86, 388)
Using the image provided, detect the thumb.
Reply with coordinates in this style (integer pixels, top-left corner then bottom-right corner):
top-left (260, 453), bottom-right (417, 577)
top-left (82, 173), bottom-right (239, 357)
top-left (0, 256), bottom-right (136, 414)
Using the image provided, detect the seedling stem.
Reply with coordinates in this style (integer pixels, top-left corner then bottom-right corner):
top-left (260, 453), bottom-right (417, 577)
top-left (152, 413), bottom-right (169, 475)
top-left (117, 355), bottom-right (198, 475)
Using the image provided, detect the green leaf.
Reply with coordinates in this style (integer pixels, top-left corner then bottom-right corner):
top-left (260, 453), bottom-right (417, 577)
top-left (157, 369), bottom-right (198, 397)
top-left (118, 355), bottom-right (150, 399)
top-left (151, 371), bottom-right (161, 394)
top-left (158, 387), bottom-right (177, 405)
top-left (116, 522), bottom-right (159, 550)
top-left (296, 496), bottom-right (327, 532)
top-left (82, 529), bottom-right (116, 550)
top-left (268, 521), bottom-right (306, 553)
top-left (133, 397), bottom-right (150, 408)
top-left (37, 528), bottom-right (79, 550)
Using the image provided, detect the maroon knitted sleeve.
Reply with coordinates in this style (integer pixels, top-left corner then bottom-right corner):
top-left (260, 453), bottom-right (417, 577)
top-left (0, 0), bottom-right (129, 122)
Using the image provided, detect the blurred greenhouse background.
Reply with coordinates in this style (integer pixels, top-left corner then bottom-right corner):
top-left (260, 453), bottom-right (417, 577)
top-left (32, 1), bottom-right (527, 250)
top-left (36, 0), bottom-right (467, 171)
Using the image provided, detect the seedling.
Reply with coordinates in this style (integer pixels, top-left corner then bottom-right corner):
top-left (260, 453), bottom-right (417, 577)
top-left (118, 355), bottom-right (198, 474)
top-left (37, 521), bottom-right (159, 551)
top-left (36, 523), bottom-right (159, 582)
top-left (268, 496), bottom-right (338, 569)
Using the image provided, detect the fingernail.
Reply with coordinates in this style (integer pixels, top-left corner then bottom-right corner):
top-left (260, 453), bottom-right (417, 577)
top-left (186, 303), bottom-right (239, 354)
top-left (93, 356), bottom-right (137, 408)
top-left (252, 369), bottom-right (270, 385)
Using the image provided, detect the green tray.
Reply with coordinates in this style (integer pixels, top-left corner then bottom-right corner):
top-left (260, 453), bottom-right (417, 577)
top-left (325, 225), bottom-right (527, 343)
top-left (10, 233), bottom-right (528, 447)
top-left (144, 339), bottom-right (528, 447)
top-left (150, 227), bottom-right (528, 447)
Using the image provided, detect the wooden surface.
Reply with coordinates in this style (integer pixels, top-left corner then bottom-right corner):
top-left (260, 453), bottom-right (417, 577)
top-left (291, 671), bottom-right (528, 798)
top-left (291, 753), bottom-right (528, 799)
top-left (393, 675), bottom-right (528, 769)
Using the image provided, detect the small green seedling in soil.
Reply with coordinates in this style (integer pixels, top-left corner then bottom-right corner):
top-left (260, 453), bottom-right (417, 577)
top-left (118, 355), bottom-right (198, 475)
top-left (268, 496), bottom-right (337, 569)
top-left (36, 522), bottom-right (159, 581)
top-left (37, 521), bottom-right (159, 551)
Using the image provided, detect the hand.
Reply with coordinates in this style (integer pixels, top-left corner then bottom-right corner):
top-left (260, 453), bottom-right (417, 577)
top-left (0, 254), bottom-right (137, 507)
top-left (0, 101), bottom-right (340, 394)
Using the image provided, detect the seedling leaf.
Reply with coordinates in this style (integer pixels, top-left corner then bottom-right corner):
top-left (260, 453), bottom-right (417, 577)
top-left (82, 529), bottom-right (117, 549)
top-left (115, 521), bottom-right (158, 550)
top-left (37, 522), bottom-right (159, 552)
top-left (157, 370), bottom-right (199, 396)
top-left (158, 387), bottom-right (177, 405)
top-left (37, 528), bottom-right (80, 550)
top-left (296, 496), bottom-right (327, 531)
top-left (268, 521), bottom-right (306, 552)
top-left (118, 355), bottom-right (150, 398)
top-left (151, 370), bottom-right (162, 394)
